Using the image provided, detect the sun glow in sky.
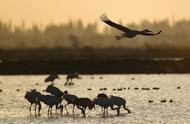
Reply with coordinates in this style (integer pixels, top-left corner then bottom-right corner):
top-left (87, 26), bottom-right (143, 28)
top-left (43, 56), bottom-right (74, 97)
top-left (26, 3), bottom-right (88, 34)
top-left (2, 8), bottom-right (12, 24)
top-left (0, 0), bottom-right (190, 27)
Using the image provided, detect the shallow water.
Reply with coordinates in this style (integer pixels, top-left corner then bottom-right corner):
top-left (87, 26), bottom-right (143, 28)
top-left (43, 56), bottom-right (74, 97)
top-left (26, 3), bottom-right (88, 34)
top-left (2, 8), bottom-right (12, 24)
top-left (0, 74), bottom-right (190, 124)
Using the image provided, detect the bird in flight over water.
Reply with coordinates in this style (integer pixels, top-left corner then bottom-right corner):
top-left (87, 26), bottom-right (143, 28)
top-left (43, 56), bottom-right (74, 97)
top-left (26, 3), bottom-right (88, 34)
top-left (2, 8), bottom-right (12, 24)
top-left (100, 13), bottom-right (162, 40)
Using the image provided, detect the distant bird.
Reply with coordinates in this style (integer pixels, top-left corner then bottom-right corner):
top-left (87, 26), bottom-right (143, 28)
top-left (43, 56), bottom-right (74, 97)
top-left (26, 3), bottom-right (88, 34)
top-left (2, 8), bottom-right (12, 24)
top-left (24, 89), bottom-right (42, 116)
top-left (169, 99), bottom-right (173, 103)
top-left (148, 100), bottom-right (153, 103)
top-left (65, 72), bottom-right (81, 86)
top-left (100, 13), bottom-right (162, 40)
top-left (160, 99), bottom-right (167, 103)
top-left (44, 74), bottom-right (60, 83)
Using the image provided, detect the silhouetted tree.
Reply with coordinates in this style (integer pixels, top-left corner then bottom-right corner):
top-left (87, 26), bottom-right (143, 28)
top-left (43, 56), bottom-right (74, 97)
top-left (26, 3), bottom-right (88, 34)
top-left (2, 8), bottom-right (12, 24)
top-left (0, 19), bottom-right (190, 51)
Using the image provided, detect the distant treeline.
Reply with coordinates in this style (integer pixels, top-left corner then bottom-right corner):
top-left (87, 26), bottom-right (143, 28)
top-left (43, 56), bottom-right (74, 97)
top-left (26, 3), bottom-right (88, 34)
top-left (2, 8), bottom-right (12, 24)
top-left (0, 19), bottom-right (190, 50)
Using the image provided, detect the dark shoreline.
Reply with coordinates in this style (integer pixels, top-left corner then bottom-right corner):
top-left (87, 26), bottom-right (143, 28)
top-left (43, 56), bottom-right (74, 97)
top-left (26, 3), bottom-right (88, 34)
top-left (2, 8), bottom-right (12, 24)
top-left (1, 49), bottom-right (190, 75)
top-left (0, 58), bottom-right (189, 75)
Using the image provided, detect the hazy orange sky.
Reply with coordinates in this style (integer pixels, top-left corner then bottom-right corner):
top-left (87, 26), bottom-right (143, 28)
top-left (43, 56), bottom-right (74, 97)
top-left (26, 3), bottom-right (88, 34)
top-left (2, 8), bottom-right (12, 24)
top-left (0, 0), bottom-right (190, 27)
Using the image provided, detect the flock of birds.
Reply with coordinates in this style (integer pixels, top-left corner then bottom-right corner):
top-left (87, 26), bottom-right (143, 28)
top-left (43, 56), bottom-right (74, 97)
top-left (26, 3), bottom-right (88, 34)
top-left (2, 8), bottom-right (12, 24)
top-left (44, 72), bottom-right (80, 86)
top-left (24, 13), bottom-right (162, 118)
top-left (25, 73), bottom-right (131, 118)
top-left (24, 73), bottom-right (179, 118)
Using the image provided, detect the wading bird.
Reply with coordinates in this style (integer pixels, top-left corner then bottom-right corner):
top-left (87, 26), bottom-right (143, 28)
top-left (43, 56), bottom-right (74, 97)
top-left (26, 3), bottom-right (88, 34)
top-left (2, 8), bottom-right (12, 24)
top-left (73, 98), bottom-right (94, 117)
top-left (109, 95), bottom-right (131, 116)
top-left (45, 84), bottom-right (64, 97)
top-left (61, 91), bottom-right (79, 114)
top-left (65, 72), bottom-right (81, 86)
top-left (100, 13), bottom-right (162, 40)
top-left (93, 96), bottom-right (111, 117)
top-left (45, 84), bottom-right (66, 113)
top-left (44, 74), bottom-right (60, 84)
top-left (24, 89), bottom-right (42, 116)
top-left (36, 94), bottom-right (63, 117)
top-left (93, 94), bottom-right (131, 117)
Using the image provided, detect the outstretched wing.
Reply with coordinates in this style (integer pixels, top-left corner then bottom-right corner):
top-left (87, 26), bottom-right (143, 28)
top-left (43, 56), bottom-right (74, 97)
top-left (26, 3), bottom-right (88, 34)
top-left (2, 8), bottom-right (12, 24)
top-left (100, 13), bottom-right (131, 32)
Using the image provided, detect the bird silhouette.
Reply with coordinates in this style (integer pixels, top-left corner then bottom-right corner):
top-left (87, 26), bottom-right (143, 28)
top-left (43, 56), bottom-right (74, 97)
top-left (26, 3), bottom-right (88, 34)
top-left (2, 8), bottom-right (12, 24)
top-left (65, 72), bottom-right (80, 86)
top-left (73, 98), bottom-right (94, 117)
top-left (100, 13), bottom-right (162, 40)
top-left (44, 74), bottom-right (60, 83)
top-left (24, 89), bottom-right (42, 116)
top-left (61, 91), bottom-right (79, 115)
top-left (36, 94), bottom-right (63, 117)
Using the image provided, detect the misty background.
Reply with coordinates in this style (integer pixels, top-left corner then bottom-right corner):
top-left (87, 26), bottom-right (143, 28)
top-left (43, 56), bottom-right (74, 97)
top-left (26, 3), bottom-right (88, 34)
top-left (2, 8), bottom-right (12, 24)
top-left (0, 0), bottom-right (190, 74)
top-left (0, 18), bottom-right (189, 50)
